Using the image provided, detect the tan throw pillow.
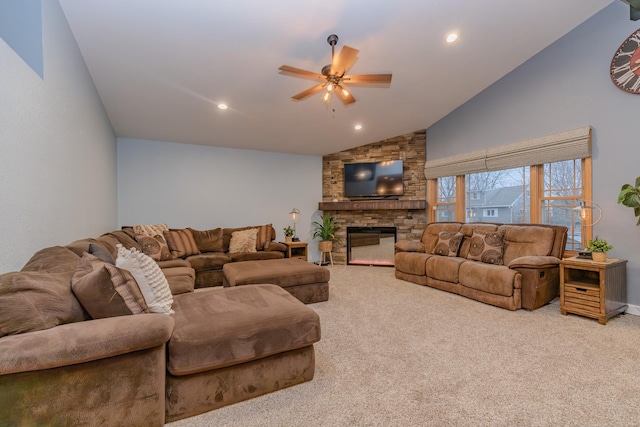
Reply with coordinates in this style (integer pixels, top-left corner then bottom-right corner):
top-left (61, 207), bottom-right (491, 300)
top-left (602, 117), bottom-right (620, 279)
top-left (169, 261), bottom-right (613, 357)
top-left (116, 245), bottom-right (174, 314)
top-left (466, 230), bottom-right (505, 265)
top-left (432, 231), bottom-right (464, 257)
top-left (188, 227), bottom-right (224, 252)
top-left (72, 253), bottom-right (149, 319)
top-left (163, 229), bottom-right (200, 258)
top-left (229, 228), bottom-right (258, 254)
top-left (134, 223), bottom-right (173, 261)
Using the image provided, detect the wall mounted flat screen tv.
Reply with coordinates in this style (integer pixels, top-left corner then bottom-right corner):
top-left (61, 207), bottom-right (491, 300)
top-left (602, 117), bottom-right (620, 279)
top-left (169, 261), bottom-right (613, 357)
top-left (344, 160), bottom-right (404, 198)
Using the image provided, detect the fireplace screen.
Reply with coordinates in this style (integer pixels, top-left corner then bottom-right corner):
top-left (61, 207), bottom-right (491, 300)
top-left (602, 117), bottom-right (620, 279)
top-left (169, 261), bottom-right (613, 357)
top-left (347, 227), bottom-right (397, 266)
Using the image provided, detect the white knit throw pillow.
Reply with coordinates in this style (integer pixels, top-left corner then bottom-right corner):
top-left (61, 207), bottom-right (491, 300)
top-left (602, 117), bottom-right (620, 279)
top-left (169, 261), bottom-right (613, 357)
top-left (116, 244), bottom-right (174, 314)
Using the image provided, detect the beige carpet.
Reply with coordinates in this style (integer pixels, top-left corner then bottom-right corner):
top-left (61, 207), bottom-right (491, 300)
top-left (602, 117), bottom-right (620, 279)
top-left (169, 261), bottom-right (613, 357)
top-left (167, 266), bottom-right (640, 426)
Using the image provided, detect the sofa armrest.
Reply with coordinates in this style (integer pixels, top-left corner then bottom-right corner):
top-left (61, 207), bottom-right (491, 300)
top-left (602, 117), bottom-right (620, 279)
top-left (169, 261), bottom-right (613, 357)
top-left (508, 256), bottom-right (560, 270)
top-left (266, 241), bottom-right (287, 252)
top-left (0, 314), bottom-right (174, 375)
top-left (395, 240), bottom-right (425, 253)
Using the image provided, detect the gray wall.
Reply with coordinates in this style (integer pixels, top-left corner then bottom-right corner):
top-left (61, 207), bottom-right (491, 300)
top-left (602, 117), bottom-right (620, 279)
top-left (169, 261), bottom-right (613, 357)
top-left (0, 0), bottom-right (117, 273)
top-left (426, 2), bottom-right (640, 306)
top-left (117, 138), bottom-right (323, 262)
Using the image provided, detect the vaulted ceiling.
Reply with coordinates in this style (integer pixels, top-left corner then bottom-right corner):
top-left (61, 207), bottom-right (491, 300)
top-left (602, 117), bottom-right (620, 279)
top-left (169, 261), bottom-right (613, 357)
top-left (58, 0), bottom-right (614, 156)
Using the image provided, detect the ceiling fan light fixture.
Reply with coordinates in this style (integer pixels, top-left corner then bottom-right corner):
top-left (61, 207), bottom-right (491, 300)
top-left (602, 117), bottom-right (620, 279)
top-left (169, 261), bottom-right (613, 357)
top-left (327, 83), bottom-right (334, 93)
top-left (341, 87), bottom-right (350, 97)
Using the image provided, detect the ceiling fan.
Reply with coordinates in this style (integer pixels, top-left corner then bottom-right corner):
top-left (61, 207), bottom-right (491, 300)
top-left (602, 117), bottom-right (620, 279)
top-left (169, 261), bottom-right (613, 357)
top-left (278, 34), bottom-right (392, 106)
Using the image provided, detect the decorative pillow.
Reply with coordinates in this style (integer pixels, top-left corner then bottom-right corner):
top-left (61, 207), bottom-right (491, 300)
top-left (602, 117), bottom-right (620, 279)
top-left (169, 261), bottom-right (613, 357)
top-left (88, 242), bottom-right (115, 264)
top-left (466, 230), bottom-right (505, 265)
top-left (116, 245), bottom-right (174, 314)
top-left (0, 270), bottom-right (86, 337)
top-left (228, 228), bottom-right (258, 254)
top-left (255, 224), bottom-right (273, 251)
top-left (188, 227), bottom-right (224, 253)
top-left (134, 223), bottom-right (173, 261)
top-left (432, 231), bottom-right (464, 257)
top-left (71, 253), bottom-right (149, 319)
top-left (163, 229), bottom-right (200, 258)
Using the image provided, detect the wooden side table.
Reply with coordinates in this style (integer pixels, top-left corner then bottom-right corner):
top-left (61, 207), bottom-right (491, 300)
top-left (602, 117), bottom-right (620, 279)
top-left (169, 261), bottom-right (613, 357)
top-left (281, 241), bottom-right (308, 261)
top-left (560, 257), bottom-right (627, 325)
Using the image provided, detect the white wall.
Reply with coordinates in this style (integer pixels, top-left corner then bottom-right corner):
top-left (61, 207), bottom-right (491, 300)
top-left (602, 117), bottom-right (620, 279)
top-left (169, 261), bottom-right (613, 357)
top-left (0, 0), bottom-right (117, 273)
top-left (426, 2), bottom-right (640, 305)
top-left (117, 138), bottom-right (323, 262)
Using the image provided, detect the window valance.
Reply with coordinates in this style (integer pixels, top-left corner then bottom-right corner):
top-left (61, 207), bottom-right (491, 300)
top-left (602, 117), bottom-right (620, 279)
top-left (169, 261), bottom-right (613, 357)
top-left (424, 126), bottom-right (591, 179)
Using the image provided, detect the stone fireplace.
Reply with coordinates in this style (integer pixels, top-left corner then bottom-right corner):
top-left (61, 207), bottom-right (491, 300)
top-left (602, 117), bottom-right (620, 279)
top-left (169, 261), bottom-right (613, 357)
top-left (319, 130), bottom-right (427, 265)
top-left (347, 226), bottom-right (397, 266)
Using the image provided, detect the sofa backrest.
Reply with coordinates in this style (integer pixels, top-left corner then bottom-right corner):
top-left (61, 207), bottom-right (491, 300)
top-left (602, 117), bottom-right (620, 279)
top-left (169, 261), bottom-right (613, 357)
top-left (421, 221), bottom-right (567, 263)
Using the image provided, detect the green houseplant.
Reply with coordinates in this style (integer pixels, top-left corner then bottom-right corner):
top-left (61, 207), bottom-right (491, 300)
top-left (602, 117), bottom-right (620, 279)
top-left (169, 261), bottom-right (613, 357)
top-left (587, 236), bottom-right (613, 262)
top-left (283, 226), bottom-right (294, 243)
top-left (618, 176), bottom-right (640, 225)
top-left (312, 214), bottom-right (341, 253)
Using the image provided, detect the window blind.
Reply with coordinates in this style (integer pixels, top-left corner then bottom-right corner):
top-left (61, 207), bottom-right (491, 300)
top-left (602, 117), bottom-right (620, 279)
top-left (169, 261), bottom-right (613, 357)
top-left (424, 126), bottom-right (591, 179)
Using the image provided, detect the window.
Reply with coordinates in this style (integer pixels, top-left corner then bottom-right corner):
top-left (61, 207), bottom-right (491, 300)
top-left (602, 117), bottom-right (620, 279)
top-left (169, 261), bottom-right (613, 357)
top-left (425, 126), bottom-right (593, 254)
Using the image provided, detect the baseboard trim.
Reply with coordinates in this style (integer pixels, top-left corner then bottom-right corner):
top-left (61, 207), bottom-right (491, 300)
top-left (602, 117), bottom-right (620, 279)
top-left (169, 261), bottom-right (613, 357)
top-left (626, 304), bottom-right (640, 316)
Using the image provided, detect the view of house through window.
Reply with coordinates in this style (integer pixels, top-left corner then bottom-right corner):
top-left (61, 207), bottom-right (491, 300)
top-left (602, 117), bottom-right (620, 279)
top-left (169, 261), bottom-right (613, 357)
top-left (430, 159), bottom-right (587, 252)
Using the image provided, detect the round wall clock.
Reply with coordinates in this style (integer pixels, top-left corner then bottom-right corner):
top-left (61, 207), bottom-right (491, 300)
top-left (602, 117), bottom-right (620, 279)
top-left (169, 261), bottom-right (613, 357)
top-left (610, 28), bottom-right (640, 94)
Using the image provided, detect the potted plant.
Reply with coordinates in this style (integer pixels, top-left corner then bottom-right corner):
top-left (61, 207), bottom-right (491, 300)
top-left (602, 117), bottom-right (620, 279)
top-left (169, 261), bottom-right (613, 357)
top-left (283, 226), bottom-right (294, 243)
top-left (312, 214), bottom-right (341, 253)
top-left (587, 236), bottom-right (613, 262)
top-left (618, 176), bottom-right (640, 225)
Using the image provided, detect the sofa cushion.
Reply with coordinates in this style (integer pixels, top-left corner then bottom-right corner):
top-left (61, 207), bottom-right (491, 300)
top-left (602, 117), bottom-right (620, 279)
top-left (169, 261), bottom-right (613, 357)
top-left (21, 246), bottom-right (80, 274)
top-left (188, 227), bottom-right (224, 253)
top-left (116, 245), bottom-right (174, 314)
top-left (163, 229), bottom-right (200, 258)
top-left (72, 253), bottom-right (149, 318)
top-left (426, 255), bottom-right (467, 283)
top-left (500, 225), bottom-right (554, 265)
top-left (229, 228), bottom-right (258, 254)
top-left (459, 261), bottom-right (520, 297)
top-left (162, 266), bottom-right (196, 295)
top-left (432, 231), bottom-right (464, 257)
top-left (0, 268), bottom-right (86, 337)
top-left (229, 251), bottom-right (284, 262)
top-left (187, 253), bottom-right (231, 271)
top-left (466, 229), bottom-right (505, 265)
top-left (168, 285), bottom-right (321, 375)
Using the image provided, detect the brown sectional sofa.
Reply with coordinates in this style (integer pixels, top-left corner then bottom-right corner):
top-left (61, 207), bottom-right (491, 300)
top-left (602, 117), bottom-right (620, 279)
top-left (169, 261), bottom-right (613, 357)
top-left (0, 225), bottom-right (321, 425)
top-left (395, 222), bottom-right (568, 311)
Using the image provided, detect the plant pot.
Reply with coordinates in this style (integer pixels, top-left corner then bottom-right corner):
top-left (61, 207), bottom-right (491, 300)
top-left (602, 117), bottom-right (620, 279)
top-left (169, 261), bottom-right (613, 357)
top-left (318, 240), bottom-right (332, 253)
top-left (592, 251), bottom-right (607, 262)
top-left (285, 236), bottom-right (293, 243)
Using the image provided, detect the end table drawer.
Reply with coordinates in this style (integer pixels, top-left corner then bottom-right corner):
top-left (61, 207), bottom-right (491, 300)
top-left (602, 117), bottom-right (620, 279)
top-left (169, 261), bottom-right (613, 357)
top-left (564, 284), bottom-right (600, 310)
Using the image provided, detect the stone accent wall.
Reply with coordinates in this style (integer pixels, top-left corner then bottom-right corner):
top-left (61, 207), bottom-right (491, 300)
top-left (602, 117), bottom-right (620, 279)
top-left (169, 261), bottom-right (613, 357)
top-left (321, 129), bottom-right (427, 264)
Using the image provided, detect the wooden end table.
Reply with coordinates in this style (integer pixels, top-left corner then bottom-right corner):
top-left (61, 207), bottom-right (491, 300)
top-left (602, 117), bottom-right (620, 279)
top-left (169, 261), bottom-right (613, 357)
top-left (560, 257), bottom-right (627, 325)
top-left (281, 241), bottom-right (308, 261)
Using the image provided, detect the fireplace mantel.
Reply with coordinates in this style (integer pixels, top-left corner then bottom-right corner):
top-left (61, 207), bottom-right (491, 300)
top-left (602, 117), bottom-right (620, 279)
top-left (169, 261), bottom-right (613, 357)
top-left (318, 200), bottom-right (426, 211)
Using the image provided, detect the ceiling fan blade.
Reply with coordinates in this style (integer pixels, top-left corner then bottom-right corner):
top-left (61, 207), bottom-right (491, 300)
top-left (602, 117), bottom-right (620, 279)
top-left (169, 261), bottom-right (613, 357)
top-left (336, 84), bottom-right (356, 105)
top-left (330, 45), bottom-right (359, 76)
top-left (292, 83), bottom-right (326, 100)
top-left (278, 65), bottom-right (325, 81)
top-left (343, 73), bottom-right (392, 86)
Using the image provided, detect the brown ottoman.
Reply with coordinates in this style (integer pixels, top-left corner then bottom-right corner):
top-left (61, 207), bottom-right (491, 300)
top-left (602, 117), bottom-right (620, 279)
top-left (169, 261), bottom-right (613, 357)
top-left (223, 258), bottom-right (330, 304)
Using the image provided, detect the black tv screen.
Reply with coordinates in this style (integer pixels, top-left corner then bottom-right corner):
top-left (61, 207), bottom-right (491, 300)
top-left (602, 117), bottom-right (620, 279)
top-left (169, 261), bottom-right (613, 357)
top-left (344, 160), bottom-right (404, 197)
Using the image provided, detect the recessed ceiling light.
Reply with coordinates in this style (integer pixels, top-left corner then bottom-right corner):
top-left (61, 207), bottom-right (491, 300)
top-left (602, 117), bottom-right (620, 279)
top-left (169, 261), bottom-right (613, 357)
top-left (446, 33), bottom-right (458, 43)
top-left (217, 103), bottom-right (228, 110)
top-left (354, 124), bottom-right (363, 130)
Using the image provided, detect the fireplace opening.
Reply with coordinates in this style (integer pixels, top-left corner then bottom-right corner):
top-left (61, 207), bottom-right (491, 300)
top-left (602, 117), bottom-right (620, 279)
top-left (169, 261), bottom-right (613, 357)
top-left (347, 226), bottom-right (397, 266)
